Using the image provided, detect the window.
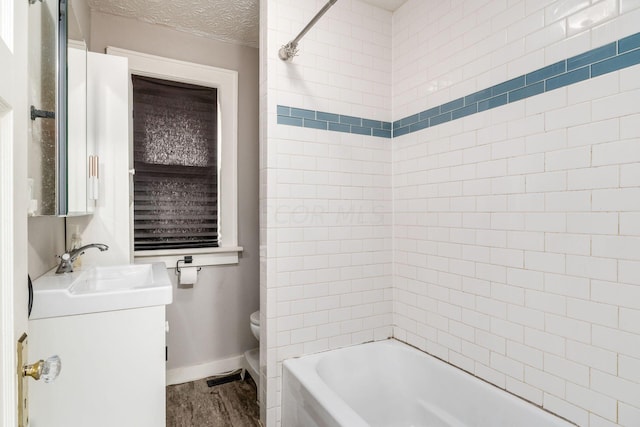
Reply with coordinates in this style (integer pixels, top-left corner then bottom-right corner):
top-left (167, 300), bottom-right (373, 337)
top-left (106, 47), bottom-right (240, 267)
top-left (132, 75), bottom-right (218, 250)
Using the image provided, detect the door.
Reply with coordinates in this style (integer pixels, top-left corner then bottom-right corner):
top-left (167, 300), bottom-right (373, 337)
top-left (0, 0), bottom-right (30, 426)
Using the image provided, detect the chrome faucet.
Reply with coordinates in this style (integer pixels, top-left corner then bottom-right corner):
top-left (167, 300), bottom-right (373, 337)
top-left (55, 243), bottom-right (109, 274)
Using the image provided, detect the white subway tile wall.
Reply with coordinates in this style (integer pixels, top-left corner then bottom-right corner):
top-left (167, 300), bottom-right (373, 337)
top-left (261, 1), bottom-right (393, 425)
top-left (262, 0), bottom-right (640, 426)
top-left (393, 1), bottom-right (640, 425)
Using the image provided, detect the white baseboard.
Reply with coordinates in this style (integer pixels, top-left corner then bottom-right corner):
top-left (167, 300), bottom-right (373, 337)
top-left (166, 354), bottom-right (245, 386)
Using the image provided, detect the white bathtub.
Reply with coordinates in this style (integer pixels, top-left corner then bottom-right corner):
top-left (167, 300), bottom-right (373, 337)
top-left (282, 339), bottom-right (575, 427)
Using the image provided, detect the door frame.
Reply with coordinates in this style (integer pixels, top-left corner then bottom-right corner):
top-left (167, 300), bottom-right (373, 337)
top-left (0, 0), bottom-right (30, 425)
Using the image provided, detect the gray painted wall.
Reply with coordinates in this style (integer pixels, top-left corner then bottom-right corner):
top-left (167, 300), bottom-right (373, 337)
top-left (28, 217), bottom-right (65, 279)
top-left (89, 11), bottom-right (260, 371)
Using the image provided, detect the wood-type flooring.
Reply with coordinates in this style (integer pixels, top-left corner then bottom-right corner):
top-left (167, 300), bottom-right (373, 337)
top-left (167, 374), bottom-right (262, 427)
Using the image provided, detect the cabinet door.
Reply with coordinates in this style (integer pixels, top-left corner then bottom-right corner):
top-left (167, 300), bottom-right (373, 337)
top-left (29, 306), bottom-right (166, 427)
top-left (66, 51), bottom-right (131, 266)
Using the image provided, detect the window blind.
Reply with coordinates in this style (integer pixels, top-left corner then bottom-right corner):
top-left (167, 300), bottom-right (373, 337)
top-left (132, 75), bottom-right (218, 251)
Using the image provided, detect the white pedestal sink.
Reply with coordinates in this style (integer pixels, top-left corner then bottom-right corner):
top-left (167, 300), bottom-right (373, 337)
top-left (30, 262), bottom-right (172, 319)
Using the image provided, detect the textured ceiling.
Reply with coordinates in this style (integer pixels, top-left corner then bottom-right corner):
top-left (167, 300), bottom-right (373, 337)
top-left (87, 0), bottom-right (259, 47)
top-left (87, 0), bottom-right (408, 48)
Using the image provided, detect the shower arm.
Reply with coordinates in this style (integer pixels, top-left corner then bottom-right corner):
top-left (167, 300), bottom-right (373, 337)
top-left (279, 0), bottom-right (338, 61)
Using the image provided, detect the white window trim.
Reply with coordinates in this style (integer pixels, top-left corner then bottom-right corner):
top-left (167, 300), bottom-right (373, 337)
top-left (106, 47), bottom-right (241, 267)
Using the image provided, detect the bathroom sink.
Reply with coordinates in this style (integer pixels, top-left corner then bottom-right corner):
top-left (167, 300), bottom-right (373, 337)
top-left (30, 263), bottom-right (172, 319)
top-left (69, 264), bottom-right (155, 294)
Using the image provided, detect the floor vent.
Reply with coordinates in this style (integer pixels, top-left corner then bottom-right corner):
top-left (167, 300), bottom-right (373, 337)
top-left (206, 369), bottom-right (244, 388)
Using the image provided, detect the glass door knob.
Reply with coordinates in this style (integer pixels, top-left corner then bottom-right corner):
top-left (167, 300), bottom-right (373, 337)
top-left (23, 355), bottom-right (61, 383)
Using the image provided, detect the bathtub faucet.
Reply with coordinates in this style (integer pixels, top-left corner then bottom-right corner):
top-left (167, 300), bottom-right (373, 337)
top-left (55, 243), bottom-right (109, 274)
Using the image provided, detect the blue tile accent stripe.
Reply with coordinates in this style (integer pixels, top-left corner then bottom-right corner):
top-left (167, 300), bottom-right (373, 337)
top-left (277, 107), bottom-right (392, 138)
top-left (277, 31), bottom-right (640, 140)
top-left (391, 32), bottom-right (640, 138)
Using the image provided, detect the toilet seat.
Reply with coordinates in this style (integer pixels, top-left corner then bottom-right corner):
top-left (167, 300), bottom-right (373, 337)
top-left (250, 310), bottom-right (260, 326)
top-left (250, 310), bottom-right (260, 341)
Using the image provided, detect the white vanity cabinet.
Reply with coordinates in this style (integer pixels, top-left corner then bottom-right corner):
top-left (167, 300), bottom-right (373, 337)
top-left (28, 305), bottom-right (167, 427)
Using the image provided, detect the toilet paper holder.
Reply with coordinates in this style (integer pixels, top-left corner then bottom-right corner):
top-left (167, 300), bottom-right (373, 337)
top-left (175, 256), bottom-right (202, 275)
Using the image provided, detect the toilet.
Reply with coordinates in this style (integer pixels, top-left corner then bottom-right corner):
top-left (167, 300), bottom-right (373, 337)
top-left (244, 311), bottom-right (260, 384)
top-left (249, 310), bottom-right (260, 340)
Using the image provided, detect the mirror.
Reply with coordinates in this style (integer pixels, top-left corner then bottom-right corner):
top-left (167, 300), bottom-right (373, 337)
top-left (28, 0), bottom-right (90, 216)
top-left (66, 2), bottom-right (89, 215)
